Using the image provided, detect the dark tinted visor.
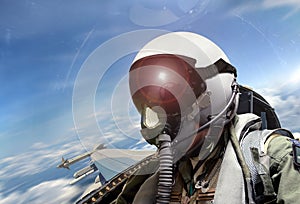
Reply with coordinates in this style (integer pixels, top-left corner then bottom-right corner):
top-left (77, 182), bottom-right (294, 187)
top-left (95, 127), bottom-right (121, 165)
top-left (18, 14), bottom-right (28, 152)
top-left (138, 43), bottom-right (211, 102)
top-left (129, 54), bottom-right (206, 115)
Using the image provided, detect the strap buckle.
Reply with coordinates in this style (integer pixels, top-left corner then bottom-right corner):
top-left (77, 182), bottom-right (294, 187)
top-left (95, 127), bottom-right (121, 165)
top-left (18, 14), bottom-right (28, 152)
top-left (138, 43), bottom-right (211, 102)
top-left (290, 139), bottom-right (300, 169)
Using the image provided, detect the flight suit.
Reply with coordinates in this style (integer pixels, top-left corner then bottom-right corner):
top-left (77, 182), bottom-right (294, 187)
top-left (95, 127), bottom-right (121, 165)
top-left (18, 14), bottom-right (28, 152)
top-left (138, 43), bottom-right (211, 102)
top-left (267, 135), bottom-right (300, 203)
top-left (107, 113), bottom-right (300, 204)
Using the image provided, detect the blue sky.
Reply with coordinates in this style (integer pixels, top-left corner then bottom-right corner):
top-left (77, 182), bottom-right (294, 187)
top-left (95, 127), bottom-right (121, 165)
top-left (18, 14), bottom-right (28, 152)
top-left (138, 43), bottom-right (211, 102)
top-left (0, 0), bottom-right (300, 203)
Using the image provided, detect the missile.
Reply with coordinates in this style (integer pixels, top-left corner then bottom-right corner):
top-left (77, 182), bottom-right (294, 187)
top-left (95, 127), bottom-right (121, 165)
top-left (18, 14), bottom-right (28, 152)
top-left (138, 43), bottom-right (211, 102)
top-left (57, 144), bottom-right (106, 170)
top-left (73, 164), bottom-right (97, 179)
top-left (57, 157), bottom-right (71, 169)
top-left (69, 164), bottom-right (98, 185)
top-left (57, 144), bottom-right (105, 170)
top-left (57, 152), bottom-right (90, 169)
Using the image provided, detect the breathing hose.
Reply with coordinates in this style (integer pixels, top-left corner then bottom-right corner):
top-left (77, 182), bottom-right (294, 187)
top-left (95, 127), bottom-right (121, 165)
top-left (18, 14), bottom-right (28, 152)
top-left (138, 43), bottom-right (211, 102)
top-left (156, 133), bottom-right (173, 204)
top-left (154, 82), bottom-right (239, 203)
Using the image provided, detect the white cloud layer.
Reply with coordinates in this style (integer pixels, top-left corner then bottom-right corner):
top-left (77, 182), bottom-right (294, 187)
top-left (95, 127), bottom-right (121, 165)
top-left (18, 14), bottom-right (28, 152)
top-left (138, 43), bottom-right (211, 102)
top-left (0, 134), bottom-right (87, 204)
top-left (0, 105), bottom-right (147, 204)
top-left (0, 140), bottom-right (84, 180)
top-left (257, 70), bottom-right (300, 132)
top-left (0, 179), bottom-right (81, 204)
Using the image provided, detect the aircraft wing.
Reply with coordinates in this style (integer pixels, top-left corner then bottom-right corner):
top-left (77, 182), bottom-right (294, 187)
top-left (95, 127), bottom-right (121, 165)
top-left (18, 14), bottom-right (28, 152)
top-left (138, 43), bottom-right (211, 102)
top-left (90, 148), bottom-right (156, 181)
top-left (76, 148), bottom-right (156, 202)
top-left (77, 150), bottom-right (157, 204)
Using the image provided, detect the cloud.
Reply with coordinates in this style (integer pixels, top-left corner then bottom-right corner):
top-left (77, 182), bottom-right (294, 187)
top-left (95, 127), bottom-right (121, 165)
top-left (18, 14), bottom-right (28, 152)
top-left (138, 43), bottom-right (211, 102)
top-left (0, 178), bottom-right (81, 204)
top-left (0, 91), bottom-right (145, 183)
top-left (230, 0), bottom-right (300, 19)
top-left (30, 142), bottom-right (50, 149)
top-left (0, 133), bottom-right (88, 203)
top-left (0, 139), bottom-right (84, 180)
top-left (293, 132), bottom-right (300, 139)
top-left (0, 108), bottom-right (148, 203)
top-left (257, 72), bottom-right (300, 132)
top-left (73, 88), bottom-right (143, 150)
top-left (262, 0), bottom-right (300, 20)
top-left (262, 0), bottom-right (300, 8)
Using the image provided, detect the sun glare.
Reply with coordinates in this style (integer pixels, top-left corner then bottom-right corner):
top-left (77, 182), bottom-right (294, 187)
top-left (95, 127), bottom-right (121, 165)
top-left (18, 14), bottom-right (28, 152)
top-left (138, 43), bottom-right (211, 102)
top-left (158, 72), bottom-right (167, 80)
top-left (290, 68), bottom-right (300, 84)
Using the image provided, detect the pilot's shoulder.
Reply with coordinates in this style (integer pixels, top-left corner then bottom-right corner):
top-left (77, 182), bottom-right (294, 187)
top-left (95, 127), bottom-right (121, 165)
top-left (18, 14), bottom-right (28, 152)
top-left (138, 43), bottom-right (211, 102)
top-left (266, 134), bottom-right (293, 162)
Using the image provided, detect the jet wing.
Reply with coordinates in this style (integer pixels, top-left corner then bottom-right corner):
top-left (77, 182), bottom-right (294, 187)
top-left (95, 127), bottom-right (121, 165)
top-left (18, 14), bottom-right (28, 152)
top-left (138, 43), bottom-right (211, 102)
top-left (76, 148), bottom-right (156, 202)
top-left (90, 148), bottom-right (156, 181)
top-left (77, 149), bottom-right (157, 204)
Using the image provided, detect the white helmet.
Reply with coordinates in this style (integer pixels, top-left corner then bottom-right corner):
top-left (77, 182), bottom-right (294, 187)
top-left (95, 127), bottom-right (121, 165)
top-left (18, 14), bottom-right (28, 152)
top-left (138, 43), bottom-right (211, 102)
top-left (129, 31), bottom-right (239, 159)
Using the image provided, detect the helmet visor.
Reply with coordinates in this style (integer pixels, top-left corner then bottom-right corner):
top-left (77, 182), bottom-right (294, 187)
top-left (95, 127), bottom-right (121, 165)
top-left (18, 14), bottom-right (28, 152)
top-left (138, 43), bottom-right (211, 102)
top-left (129, 54), bottom-right (206, 116)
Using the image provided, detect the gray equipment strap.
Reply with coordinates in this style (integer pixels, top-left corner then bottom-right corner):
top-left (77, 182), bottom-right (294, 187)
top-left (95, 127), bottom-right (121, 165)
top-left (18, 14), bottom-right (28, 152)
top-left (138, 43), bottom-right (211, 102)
top-left (240, 128), bottom-right (293, 203)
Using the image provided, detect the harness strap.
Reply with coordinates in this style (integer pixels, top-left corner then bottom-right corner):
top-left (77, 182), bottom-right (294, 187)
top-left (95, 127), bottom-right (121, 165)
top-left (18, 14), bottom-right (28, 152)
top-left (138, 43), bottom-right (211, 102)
top-left (240, 128), bottom-right (294, 203)
top-left (250, 147), bottom-right (277, 203)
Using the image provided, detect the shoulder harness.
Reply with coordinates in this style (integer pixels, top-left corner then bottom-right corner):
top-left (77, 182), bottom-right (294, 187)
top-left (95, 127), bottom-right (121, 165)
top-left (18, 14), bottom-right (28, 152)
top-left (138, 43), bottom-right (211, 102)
top-left (235, 114), bottom-right (294, 204)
